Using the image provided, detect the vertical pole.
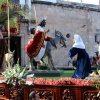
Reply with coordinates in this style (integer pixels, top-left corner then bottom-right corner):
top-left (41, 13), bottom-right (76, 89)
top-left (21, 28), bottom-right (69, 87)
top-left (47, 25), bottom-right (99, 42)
top-left (7, 0), bottom-right (10, 52)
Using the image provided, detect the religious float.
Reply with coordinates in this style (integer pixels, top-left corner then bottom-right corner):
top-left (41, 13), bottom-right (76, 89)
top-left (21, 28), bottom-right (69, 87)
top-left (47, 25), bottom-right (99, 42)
top-left (0, 1), bottom-right (100, 100)
top-left (0, 76), bottom-right (100, 100)
top-left (0, 63), bottom-right (100, 100)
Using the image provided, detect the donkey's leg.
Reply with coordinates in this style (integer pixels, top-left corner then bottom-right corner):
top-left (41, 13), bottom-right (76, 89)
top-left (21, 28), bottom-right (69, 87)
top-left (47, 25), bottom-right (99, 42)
top-left (47, 51), bottom-right (57, 70)
top-left (29, 57), bottom-right (35, 71)
top-left (50, 58), bottom-right (57, 70)
top-left (29, 58), bottom-right (33, 70)
top-left (47, 56), bottom-right (52, 70)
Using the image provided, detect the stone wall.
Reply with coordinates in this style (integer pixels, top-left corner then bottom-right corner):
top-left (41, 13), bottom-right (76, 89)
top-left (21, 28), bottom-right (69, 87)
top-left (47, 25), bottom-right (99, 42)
top-left (19, 23), bottom-right (29, 66)
top-left (22, 1), bottom-right (100, 67)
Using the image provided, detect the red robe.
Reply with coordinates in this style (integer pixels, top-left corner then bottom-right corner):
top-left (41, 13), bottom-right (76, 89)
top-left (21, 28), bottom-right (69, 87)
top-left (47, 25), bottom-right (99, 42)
top-left (25, 30), bottom-right (51, 57)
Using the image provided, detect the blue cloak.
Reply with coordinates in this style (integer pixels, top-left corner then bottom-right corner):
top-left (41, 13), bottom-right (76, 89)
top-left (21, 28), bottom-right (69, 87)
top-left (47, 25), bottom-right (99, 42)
top-left (68, 47), bottom-right (92, 79)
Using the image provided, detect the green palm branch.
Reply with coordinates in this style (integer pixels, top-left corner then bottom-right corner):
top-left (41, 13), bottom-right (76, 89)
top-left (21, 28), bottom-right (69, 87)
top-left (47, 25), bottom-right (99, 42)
top-left (0, 0), bottom-right (30, 29)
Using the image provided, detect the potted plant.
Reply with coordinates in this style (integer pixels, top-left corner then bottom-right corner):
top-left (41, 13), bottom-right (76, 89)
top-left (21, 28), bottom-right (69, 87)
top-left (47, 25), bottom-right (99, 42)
top-left (1, 60), bottom-right (34, 86)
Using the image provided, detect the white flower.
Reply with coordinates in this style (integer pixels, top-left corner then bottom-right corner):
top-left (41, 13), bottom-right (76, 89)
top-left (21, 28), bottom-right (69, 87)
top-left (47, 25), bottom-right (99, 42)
top-left (97, 91), bottom-right (100, 97)
top-left (0, 80), bottom-right (6, 83)
top-left (26, 81), bottom-right (33, 85)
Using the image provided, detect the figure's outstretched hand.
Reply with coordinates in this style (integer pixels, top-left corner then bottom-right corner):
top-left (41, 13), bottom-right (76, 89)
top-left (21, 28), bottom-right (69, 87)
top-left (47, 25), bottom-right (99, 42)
top-left (46, 29), bottom-right (50, 33)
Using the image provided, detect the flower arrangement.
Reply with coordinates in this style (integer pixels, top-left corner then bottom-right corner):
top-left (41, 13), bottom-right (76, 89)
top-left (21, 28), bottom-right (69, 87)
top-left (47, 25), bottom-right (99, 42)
top-left (26, 77), bottom-right (94, 86)
top-left (89, 80), bottom-right (100, 97)
top-left (89, 80), bottom-right (100, 89)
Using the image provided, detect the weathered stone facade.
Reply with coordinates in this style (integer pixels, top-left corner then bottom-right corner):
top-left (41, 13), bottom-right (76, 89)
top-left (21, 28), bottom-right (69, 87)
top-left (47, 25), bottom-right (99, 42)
top-left (20, 1), bottom-right (100, 67)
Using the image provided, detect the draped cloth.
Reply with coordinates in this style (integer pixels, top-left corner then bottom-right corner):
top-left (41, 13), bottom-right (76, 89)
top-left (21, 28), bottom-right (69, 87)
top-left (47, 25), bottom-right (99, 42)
top-left (25, 25), bottom-right (51, 62)
top-left (68, 48), bottom-right (92, 79)
top-left (25, 31), bottom-right (46, 57)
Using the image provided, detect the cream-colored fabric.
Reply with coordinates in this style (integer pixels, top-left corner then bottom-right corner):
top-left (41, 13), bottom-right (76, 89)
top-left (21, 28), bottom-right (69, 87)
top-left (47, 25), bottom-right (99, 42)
top-left (34, 41), bottom-right (47, 61)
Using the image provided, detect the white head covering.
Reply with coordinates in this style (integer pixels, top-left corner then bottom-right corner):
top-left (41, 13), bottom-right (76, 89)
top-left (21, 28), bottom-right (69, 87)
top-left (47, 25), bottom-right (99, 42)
top-left (72, 34), bottom-right (85, 49)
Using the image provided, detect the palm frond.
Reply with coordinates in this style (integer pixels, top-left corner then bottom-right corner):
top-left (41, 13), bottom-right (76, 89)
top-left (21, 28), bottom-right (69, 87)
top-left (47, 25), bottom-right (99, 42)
top-left (0, 0), bottom-right (32, 33)
top-left (0, 6), bottom-right (30, 23)
top-left (0, 1), bottom-right (30, 30)
top-left (5, 18), bottom-right (19, 31)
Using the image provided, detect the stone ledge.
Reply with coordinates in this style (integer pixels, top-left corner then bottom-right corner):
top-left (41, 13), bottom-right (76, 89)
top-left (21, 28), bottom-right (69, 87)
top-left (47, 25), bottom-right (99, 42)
top-left (31, 0), bottom-right (100, 12)
top-left (28, 70), bottom-right (63, 77)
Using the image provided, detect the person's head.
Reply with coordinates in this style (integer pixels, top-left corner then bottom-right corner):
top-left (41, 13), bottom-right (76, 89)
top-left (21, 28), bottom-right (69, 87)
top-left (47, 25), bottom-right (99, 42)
top-left (30, 28), bottom-right (35, 35)
top-left (73, 34), bottom-right (83, 43)
top-left (72, 34), bottom-right (85, 49)
top-left (0, 24), bottom-right (5, 32)
top-left (29, 91), bottom-right (40, 100)
top-left (38, 19), bottom-right (46, 27)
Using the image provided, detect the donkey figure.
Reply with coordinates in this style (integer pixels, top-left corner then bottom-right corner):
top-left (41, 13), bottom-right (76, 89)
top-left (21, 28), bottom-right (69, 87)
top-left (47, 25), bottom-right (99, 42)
top-left (29, 30), bottom-right (68, 70)
top-left (5, 50), bottom-right (15, 67)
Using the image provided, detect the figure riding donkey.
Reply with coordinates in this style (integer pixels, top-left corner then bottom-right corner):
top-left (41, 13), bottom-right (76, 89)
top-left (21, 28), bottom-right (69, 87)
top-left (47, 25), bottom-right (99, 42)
top-left (25, 17), bottom-right (52, 70)
top-left (25, 17), bottom-right (68, 70)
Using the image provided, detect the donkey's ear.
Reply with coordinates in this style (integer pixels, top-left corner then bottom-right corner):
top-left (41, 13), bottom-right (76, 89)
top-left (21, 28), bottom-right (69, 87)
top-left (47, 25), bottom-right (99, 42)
top-left (13, 50), bottom-right (15, 53)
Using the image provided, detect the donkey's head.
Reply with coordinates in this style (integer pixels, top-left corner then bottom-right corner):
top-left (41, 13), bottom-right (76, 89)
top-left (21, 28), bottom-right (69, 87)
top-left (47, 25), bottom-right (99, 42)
top-left (55, 30), bottom-right (68, 48)
top-left (5, 50), bottom-right (15, 67)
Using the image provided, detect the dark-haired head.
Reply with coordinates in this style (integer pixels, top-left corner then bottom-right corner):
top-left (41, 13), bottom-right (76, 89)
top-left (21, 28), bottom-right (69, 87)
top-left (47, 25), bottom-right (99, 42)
top-left (30, 28), bottom-right (35, 35)
top-left (29, 91), bottom-right (36, 100)
top-left (38, 19), bottom-right (46, 27)
top-left (29, 91), bottom-right (40, 100)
